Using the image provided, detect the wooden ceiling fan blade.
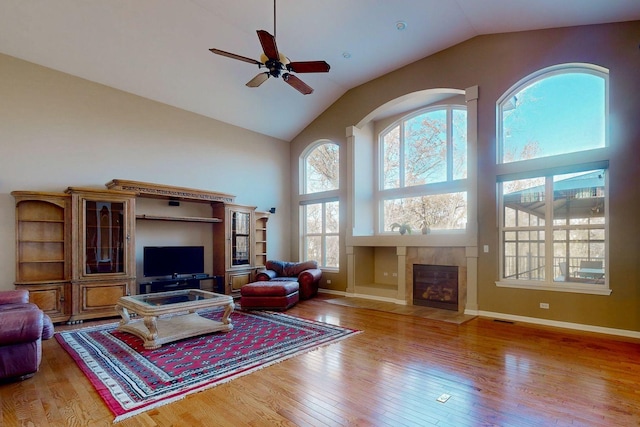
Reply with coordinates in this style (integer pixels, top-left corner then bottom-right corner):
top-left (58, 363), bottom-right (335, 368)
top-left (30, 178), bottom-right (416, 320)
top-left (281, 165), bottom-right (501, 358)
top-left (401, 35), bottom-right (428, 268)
top-left (209, 48), bottom-right (262, 66)
top-left (284, 74), bottom-right (313, 95)
top-left (257, 30), bottom-right (279, 61)
top-left (246, 73), bottom-right (270, 88)
top-left (288, 61), bottom-right (330, 73)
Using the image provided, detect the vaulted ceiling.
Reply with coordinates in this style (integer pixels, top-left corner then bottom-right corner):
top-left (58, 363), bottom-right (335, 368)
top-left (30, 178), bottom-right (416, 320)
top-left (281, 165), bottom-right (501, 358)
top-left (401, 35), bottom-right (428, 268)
top-left (2, 1), bottom-right (639, 140)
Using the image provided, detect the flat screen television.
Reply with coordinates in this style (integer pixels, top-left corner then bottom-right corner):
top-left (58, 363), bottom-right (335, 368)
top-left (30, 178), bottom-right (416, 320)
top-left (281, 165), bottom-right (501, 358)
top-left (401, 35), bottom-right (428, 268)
top-left (143, 246), bottom-right (205, 278)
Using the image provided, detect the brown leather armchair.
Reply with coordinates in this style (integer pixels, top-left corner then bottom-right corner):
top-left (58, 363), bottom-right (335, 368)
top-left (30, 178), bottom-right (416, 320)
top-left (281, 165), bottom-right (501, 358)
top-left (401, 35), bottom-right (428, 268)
top-left (0, 290), bottom-right (54, 381)
top-left (255, 260), bottom-right (322, 300)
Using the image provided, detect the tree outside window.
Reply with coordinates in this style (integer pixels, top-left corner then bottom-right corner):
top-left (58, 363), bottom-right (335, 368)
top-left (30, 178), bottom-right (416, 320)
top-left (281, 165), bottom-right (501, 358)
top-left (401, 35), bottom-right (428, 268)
top-left (379, 106), bottom-right (467, 233)
top-left (305, 142), bottom-right (339, 194)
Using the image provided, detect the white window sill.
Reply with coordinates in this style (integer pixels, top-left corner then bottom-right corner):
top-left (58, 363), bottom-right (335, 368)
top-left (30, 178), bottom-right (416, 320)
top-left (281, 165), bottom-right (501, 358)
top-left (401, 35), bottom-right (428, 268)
top-left (496, 280), bottom-right (612, 295)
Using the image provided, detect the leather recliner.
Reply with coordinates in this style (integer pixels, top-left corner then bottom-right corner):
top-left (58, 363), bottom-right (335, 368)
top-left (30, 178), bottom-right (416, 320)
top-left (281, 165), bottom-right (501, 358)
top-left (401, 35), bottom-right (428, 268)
top-left (255, 260), bottom-right (322, 300)
top-left (0, 290), bottom-right (54, 381)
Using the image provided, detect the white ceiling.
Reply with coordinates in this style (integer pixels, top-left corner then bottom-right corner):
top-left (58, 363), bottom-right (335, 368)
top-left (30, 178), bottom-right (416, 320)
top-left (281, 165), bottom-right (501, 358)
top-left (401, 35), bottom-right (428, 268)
top-left (1, 1), bottom-right (639, 141)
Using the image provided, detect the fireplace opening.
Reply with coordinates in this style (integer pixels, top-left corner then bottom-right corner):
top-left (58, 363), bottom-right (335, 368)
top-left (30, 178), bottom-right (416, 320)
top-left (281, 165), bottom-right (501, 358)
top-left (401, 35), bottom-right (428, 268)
top-left (413, 264), bottom-right (458, 311)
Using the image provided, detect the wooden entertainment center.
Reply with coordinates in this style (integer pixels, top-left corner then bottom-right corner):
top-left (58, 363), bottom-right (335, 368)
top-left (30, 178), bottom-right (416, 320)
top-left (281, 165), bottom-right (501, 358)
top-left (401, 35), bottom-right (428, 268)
top-left (12, 179), bottom-right (268, 323)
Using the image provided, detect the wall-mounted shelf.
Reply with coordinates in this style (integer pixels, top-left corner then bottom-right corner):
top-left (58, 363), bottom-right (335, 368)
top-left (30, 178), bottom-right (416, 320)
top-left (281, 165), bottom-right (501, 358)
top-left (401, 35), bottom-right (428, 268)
top-left (136, 214), bottom-right (222, 223)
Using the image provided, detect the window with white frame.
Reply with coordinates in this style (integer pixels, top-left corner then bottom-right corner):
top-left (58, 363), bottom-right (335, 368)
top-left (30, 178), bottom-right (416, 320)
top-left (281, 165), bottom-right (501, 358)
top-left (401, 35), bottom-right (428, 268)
top-left (497, 63), bottom-right (609, 294)
top-left (301, 142), bottom-right (339, 269)
top-left (303, 142), bottom-right (339, 194)
top-left (301, 200), bottom-right (339, 268)
top-left (379, 105), bottom-right (467, 233)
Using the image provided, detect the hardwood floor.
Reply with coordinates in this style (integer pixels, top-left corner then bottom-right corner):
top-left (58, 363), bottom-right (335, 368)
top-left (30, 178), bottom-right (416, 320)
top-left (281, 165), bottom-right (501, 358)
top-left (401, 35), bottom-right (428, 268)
top-left (2, 294), bottom-right (640, 426)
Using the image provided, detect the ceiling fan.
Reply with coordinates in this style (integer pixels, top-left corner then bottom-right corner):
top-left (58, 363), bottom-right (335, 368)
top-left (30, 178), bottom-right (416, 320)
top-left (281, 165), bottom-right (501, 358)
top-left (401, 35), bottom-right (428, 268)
top-left (209, 0), bottom-right (330, 95)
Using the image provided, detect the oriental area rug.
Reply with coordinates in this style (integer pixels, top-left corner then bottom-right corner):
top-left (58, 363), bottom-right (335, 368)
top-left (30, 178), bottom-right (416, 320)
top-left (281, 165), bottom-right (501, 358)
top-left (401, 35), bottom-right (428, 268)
top-left (55, 309), bottom-right (361, 422)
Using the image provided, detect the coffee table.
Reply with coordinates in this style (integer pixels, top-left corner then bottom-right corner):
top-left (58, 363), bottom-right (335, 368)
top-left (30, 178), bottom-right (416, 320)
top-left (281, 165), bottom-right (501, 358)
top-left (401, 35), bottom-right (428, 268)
top-left (115, 289), bottom-right (234, 349)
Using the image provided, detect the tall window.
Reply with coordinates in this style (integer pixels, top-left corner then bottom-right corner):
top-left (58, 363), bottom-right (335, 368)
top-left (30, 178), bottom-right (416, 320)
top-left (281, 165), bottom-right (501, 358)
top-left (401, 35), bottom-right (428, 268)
top-left (302, 201), bottom-right (339, 268)
top-left (301, 142), bottom-right (339, 269)
top-left (497, 64), bottom-right (609, 294)
top-left (379, 105), bottom-right (467, 232)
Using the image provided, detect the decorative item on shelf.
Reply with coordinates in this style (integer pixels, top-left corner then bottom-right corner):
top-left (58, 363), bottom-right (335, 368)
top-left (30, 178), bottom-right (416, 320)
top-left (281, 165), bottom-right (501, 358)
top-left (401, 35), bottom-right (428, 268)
top-left (420, 220), bottom-right (431, 235)
top-left (390, 222), bottom-right (412, 235)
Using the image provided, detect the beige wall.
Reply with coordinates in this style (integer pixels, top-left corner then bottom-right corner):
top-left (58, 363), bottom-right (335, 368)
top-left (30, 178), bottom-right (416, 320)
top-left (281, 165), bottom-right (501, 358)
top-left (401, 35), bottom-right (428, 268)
top-left (290, 21), bottom-right (640, 331)
top-left (0, 53), bottom-right (291, 291)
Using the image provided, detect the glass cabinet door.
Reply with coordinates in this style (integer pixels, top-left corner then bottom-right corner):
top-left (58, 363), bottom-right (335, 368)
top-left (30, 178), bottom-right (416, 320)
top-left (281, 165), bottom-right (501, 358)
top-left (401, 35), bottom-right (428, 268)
top-left (84, 200), bottom-right (126, 274)
top-left (231, 210), bottom-right (250, 266)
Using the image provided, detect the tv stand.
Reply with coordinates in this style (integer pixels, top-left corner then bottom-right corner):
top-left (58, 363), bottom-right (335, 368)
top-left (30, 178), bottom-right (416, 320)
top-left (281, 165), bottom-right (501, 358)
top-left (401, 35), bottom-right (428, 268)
top-left (139, 275), bottom-right (223, 294)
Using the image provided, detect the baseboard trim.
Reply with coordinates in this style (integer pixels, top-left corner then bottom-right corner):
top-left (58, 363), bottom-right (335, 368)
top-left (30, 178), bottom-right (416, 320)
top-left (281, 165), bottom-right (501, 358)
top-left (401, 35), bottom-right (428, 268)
top-left (468, 310), bottom-right (640, 340)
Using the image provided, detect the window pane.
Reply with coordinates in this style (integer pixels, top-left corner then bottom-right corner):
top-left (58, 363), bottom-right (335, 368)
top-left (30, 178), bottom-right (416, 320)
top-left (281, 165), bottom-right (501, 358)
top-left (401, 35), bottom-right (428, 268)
top-left (305, 204), bottom-right (322, 233)
top-left (325, 236), bottom-right (339, 268)
top-left (404, 110), bottom-right (447, 186)
top-left (552, 170), bottom-right (605, 225)
top-left (326, 201), bottom-right (339, 233)
top-left (382, 126), bottom-right (400, 189)
top-left (305, 236), bottom-right (321, 262)
top-left (305, 143), bottom-right (339, 193)
top-left (501, 72), bottom-right (606, 163)
top-left (383, 192), bottom-right (467, 232)
top-left (502, 177), bottom-right (545, 227)
top-left (452, 109), bottom-right (467, 180)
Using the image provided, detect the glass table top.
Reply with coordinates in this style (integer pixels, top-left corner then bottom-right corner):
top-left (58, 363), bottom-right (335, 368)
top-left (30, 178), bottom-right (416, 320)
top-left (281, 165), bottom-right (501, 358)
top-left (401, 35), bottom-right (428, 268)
top-left (129, 289), bottom-right (227, 307)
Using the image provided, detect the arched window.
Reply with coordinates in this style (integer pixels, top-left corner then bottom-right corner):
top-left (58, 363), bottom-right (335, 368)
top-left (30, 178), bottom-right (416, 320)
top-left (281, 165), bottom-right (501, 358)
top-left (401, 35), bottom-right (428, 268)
top-left (379, 105), bottom-right (467, 233)
top-left (498, 64), bottom-right (607, 163)
top-left (303, 141), bottom-right (339, 194)
top-left (300, 141), bottom-right (340, 269)
top-left (496, 64), bottom-right (610, 295)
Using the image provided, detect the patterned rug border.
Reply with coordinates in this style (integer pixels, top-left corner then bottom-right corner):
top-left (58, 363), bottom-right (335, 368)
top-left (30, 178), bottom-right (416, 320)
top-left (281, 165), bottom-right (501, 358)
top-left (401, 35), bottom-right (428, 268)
top-left (55, 309), bottom-right (361, 423)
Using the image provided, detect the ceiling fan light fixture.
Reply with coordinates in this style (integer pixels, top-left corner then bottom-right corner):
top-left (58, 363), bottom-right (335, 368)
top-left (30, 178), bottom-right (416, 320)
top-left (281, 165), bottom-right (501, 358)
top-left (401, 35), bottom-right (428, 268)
top-left (209, 0), bottom-right (329, 95)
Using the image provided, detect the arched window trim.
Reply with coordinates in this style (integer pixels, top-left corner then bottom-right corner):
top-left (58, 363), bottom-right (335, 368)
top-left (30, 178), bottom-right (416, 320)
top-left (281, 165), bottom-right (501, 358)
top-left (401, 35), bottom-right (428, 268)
top-left (496, 63), bottom-right (609, 165)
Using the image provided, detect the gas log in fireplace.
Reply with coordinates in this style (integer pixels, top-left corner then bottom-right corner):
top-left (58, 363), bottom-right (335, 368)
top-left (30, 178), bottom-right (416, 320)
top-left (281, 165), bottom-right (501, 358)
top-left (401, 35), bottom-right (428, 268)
top-left (413, 264), bottom-right (459, 311)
